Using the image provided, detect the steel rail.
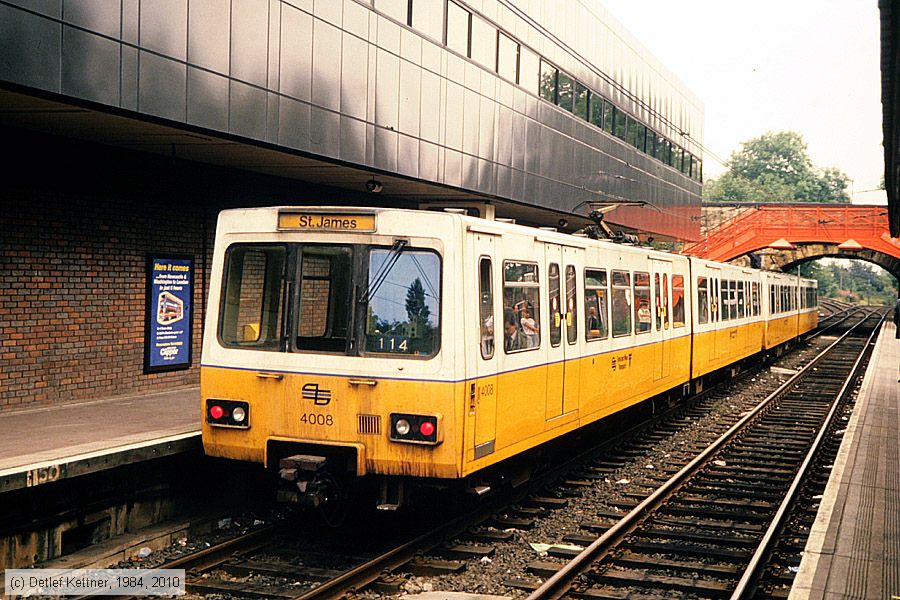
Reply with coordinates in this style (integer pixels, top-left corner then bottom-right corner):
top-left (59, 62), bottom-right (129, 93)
top-left (525, 311), bottom-right (874, 600)
top-left (729, 312), bottom-right (884, 598)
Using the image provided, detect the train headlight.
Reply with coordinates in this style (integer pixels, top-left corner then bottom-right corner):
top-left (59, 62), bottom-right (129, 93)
top-left (206, 399), bottom-right (250, 429)
top-left (395, 419), bottom-right (411, 436)
top-left (389, 413), bottom-right (442, 445)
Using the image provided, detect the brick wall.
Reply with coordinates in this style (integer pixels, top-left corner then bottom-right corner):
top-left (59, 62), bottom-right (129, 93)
top-left (0, 174), bottom-right (209, 408)
top-left (0, 128), bottom-right (388, 410)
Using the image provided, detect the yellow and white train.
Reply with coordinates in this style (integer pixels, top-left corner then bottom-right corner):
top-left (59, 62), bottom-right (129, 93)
top-left (201, 207), bottom-right (817, 509)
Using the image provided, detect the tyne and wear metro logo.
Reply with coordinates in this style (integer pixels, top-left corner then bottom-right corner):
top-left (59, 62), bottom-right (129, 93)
top-left (301, 383), bottom-right (332, 405)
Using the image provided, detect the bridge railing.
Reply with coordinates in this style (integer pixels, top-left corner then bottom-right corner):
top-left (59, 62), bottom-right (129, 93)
top-left (684, 205), bottom-right (891, 260)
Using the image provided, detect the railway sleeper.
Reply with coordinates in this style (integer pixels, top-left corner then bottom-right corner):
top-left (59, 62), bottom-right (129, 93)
top-left (634, 527), bottom-right (760, 547)
top-left (626, 539), bottom-right (751, 560)
top-left (186, 577), bottom-right (300, 599)
top-left (593, 566), bottom-right (733, 595)
top-left (223, 559), bottom-right (343, 581)
top-left (660, 505), bottom-right (771, 523)
top-left (653, 515), bottom-right (764, 533)
top-left (404, 556), bottom-right (466, 576)
top-left (676, 493), bottom-right (777, 510)
top-left (686, 483), bottom-right (785, 500)
top-left (612, 550), bottom-right (741, 578)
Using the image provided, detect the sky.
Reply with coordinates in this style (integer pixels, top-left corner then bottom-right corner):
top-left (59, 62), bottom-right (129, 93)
top-left (598, 0), bottom-right (887, 204)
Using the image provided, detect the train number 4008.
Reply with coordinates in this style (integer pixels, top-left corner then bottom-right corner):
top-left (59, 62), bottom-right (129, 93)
top-left (300, 413), bottom-right (334, 426)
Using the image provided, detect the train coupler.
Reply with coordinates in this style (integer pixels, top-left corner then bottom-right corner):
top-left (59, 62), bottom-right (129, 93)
top-left (277, 454), bottom-right (333, 508)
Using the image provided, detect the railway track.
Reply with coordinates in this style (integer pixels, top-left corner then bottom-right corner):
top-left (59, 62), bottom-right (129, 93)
top-left (523, 310), bottom-right (882, 600)
top-left (91, 309), bottom-right (879, 600)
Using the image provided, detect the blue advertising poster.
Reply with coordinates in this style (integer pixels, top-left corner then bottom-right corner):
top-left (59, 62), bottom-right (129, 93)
top-left (144, 255), bottom-right (193, 373)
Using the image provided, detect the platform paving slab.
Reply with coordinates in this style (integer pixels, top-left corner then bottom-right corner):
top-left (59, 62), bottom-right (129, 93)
top-left (789, 321), bottom-right (900, 599)
top-left (0, 386), bottom-right (200, 493)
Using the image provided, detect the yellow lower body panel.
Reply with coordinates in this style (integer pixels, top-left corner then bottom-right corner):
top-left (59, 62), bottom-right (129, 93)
top-left (691, 322), bottom-right (764, 379)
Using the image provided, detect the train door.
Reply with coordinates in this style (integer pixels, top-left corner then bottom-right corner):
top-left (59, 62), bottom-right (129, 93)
top-left (544, 244), bottom-right (581, 422)
top-left (473, 237), bottom-right (498, 459)
top-left (650, 259), bottom-right (672, 381)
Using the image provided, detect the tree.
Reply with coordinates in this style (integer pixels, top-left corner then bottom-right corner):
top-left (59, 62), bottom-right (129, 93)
top-left (703, 132), bottom-right (850, 203)
top-left (405, 277), bottom-right (431, 326)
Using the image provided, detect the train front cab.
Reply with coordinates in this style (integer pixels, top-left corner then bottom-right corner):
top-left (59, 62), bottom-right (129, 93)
top-left (201, 208), bottom-right (470, 508)
top-left (689, 259), bottom-right (764, 382)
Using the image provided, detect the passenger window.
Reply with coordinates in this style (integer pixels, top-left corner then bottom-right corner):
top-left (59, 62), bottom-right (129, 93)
top-left (729, 281), bottom-right (737, 320)
top-left (611, 270), bottom-right (632, 336)
top-left (585, 269), bottom-right (608, 340)
top-left (672, 275), bottom-right (685, 328)
top-left (220, 245), bottom-right (286, 350)
top-left (503, 261), bottom-right (540, 352)
top-left (479, 257), bottom-right (494, 360)
top-left (662, 273), bottom-right (670, 329)
top-left (752, 282), bottom-right (760, 316)
top-left (364, 248), bottom-right (441, 357)
top-left (548, 263), bottom-right (562, 346)
top-left (697, 276), bottom-right (709, 324)
top-left (634, 272), bottom-right (651, 333)
top-left (654, 273), bottom-right (662, 330)
top-left (565, 265), bottom-right (577, 344)
top-left (721, 280), bottom-right (730, 321)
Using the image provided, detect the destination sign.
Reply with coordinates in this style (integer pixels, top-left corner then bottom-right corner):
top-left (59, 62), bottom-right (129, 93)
top-left (278, 212), bottom-right (376, 232)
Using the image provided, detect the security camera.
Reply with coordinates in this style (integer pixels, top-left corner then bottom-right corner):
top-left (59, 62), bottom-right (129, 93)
top-left (365, 179), bottom-right (383, 193)
top-left (558, 218), bottom-right (569, 229)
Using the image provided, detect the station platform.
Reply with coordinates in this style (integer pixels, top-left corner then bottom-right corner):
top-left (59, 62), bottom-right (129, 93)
top-left (789, 322), bottom-right (900, 599)
top-left (0, 386), bottom-right (200, 494)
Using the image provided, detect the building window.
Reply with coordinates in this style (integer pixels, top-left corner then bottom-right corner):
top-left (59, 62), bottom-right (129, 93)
top-left (497, 32), bottom-right (519, 83)
top-left (377, 0), bottom-right (409, 24)
top-left (614, 110), bottom-right (627, 140)
top-left (446, 1), bottom-right (470, 57)
top-left (519, 46), bottom-right (540, 94)
top-left (589, 93), bottom-right (604, 128)
top-left (603, 101), bottom-right (615, 133)
top-left (411, 0), bottom-right (443, 41)
top-left (539, 60), bottom-right (558, 103)
top-left (574, 82), bottom-right (589, 120)
top-left (557, 71), bottom-right (574, 112)
top-left (470, 13), bottom-right (496, 69)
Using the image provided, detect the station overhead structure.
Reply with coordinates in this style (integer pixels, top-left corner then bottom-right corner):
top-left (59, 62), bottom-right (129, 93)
top-left (0, 0), bottom-right (703, 239)
top-left (0, 0), bottom-right (704, 409)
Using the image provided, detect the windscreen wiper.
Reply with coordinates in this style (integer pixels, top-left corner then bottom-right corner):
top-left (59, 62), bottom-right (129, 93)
top-left (359, 239), bottom-right (408, 305)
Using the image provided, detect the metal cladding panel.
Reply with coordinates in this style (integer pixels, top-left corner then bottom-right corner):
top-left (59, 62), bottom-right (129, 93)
top-left (188, 67), bottom-right (229, 132)
top-left (62, 26), bottom-right (120, 106)
top-left (0, 0), bottom-right (702, 239)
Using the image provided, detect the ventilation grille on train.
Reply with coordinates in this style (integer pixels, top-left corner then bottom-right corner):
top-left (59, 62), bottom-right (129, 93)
top-left (358, 414), bottom-right (381, 435)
